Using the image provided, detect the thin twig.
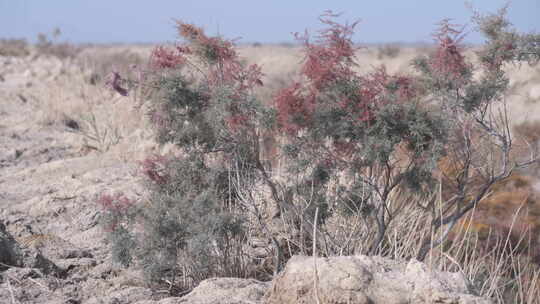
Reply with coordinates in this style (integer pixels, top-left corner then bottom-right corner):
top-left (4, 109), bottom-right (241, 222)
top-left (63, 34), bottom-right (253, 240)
top-left (6, 277), bottom-right (17, 304)
top-left (0, 262), bottom-right (23, 269)
top-left (313, 207), bottom-right (321, 304)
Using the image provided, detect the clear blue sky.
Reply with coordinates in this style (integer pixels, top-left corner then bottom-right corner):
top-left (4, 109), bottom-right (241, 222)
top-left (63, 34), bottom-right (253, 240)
top-left (1, 0), bottom-right (538, 44)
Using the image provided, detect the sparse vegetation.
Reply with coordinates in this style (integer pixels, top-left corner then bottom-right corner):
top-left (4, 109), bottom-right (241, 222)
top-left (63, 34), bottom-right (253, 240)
top-left (77, 49), bottom-right (145, 85)
top-left (74, 111), bottom-right (122, 152)
top-left (36, 28), bottom-right (80, 59)
top-left (0, 38), bottom-right (30, 57)
top-left (377, 43), bottom-right (401, 59)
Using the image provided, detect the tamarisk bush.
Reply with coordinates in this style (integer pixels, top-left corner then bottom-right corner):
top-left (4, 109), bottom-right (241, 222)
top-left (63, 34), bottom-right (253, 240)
top-left (98, 7), bottom-right (539, 295)
top-left (272, 12), bottom-right (447, 257)
top-left (412, 9), bottom-right (539, 260)
top-left (100, 21), bottom-right (270, 292)
top-left (268, 9), bottom-right (538, 261)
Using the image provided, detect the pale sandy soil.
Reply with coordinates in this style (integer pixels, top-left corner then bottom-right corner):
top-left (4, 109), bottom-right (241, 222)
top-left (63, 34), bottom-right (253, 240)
top-left (0, 53), bottom-right (155, 303)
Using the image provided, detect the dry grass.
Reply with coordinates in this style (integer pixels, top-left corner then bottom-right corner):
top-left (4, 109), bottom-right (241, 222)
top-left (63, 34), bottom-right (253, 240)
top-left (76, 46), bottom-right (149, 85)
top-left (236, 170), bottom-right (540, 303)
top-left (514, 120), bottom-right (540, 145)
top-left (0, 38), bottom-right (30, 57)
top-left (358, 189), bottom-right (540, 303)
top-left (14, 51), bottom-right (154, 161)
top-left (376, 44), bottom-right (401, 59)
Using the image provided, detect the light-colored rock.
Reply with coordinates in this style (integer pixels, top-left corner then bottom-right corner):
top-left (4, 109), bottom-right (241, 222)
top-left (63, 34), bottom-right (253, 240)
top-left (530, 85), bottom-right (540, 100)
top-left (177, 278), bottom-right (270, 304)
top-left (86, 286), bottom-right (154, 304)
top-left (266, 255), bottom-right (492, 304)
top-left (129, 278), bottom-right (270, 304)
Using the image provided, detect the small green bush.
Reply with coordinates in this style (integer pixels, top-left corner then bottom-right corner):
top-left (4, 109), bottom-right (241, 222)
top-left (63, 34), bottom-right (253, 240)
top-left (100, 21), bottom-right (267, 292)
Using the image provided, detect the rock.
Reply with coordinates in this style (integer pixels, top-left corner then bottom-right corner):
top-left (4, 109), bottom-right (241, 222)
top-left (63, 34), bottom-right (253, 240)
top-left (20, 249), bottom-right (64, 277)
top-left (55, 257), bottom-right (96, 273)
top-left (1, 212), bottom-right (39, 238)
top-left (88, 259), bottom-right (115, 280)
top-left (0, 268), bottom-right (53, 303)
top-left (19, 233), bottom-right (94, 260)
top-left (1, 267), bottom-right (44, 281)
top-left (63, 118), bottom-right (80, 130)
top-left (0, 220), bottom-right (23, 268)
top-left (0, 220), bottom-right (64, 277)
top-left (177, 278), bottom-right (270, 304)
top-left (530, 85), bottom-right (540, 100)
top-left (14, 148), bottom-right (24, 159)
top-left (86, 286), bottom-right (154, 304)
top-left (266, 255), bottom-right (492, 304)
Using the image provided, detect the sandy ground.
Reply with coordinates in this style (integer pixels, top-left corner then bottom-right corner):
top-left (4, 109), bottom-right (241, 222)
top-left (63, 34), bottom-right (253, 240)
top-left (0, 54), bottom-right (156, 303)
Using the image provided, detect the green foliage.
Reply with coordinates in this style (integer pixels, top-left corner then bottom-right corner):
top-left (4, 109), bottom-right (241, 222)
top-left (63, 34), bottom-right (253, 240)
top-left (108, 226), bottom-right (136, 268)
top-left (100, 155), bottom-right (247, 289)
top-left (100, 21), bottom-right (264, 292)
top-left (474, 7), bottom-right (540, 66)
top-left (151, 73), bottom-right (213, 149)
top-left (138, 156), bottom-right (245, 284)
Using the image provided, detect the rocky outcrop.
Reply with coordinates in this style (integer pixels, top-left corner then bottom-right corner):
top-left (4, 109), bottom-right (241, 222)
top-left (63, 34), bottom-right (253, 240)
top-left (266, 255), bottom-right (492, 304)
top-left (2, 227), bottom-right (495, 304)
top-left (1, 221), bottom-right (64, 276)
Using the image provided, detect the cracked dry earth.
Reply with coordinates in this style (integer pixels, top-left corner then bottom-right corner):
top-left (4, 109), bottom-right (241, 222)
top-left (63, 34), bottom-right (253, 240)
top-left (0, 56), bottom-right (175, 303)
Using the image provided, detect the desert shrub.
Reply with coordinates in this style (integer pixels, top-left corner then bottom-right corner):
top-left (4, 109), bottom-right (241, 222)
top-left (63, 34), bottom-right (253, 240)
top-left (0, 38), bottom-right (30, 57)
top-left (269, 10), bottom-right (538, 261)
top-left (100, 21), bottom-right (268, 293)
top-left (98, 155), bottom-right (251, 291)
top-left (270, 13), bottom-right (447, 257)
top-left (97, 193), bottom-right (137, 267)
top-left (99, 7), bottom-right (540, 297)
top-left (36, 28), bottom-right (80, 59)
top-left (260, 8), bottom-right (539, 260)
top-left (377, 43), bottom-right (401, 59)
top-left (138, 155), bottom-right (248, 285)
top-left (409, 11), bottom-right (539, 259)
